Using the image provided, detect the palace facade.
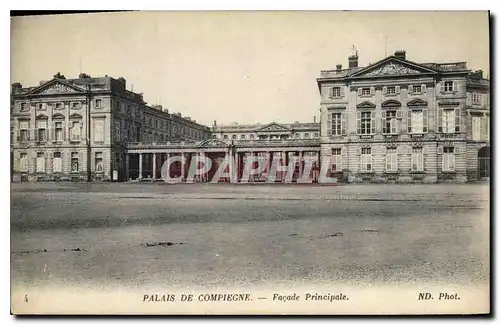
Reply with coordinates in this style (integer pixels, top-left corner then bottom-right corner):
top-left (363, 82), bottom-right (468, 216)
top-left (11, 49), bottom-right (490, 183)
top-left (317, 50), bottom-right (490, 183)
top-left (10, 73), bottom-right (211, 182)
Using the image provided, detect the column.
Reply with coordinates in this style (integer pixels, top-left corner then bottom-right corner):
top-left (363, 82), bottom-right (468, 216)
top-left (152, 153), bottom-right (157, 180)
top-left (138, 153), bottom-right (143, 180)
top-left (125, 153), bottom-right (129, 181)
top-left (299, 151), bottom-right (303, 177)
top-left (180, 152), bottom-right (185, 182)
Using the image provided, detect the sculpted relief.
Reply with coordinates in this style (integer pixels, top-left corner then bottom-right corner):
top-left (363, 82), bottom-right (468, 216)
top-left (363, 62), bottom-right (422, 77)
top-left (38, 83), bottom-right (80, 95)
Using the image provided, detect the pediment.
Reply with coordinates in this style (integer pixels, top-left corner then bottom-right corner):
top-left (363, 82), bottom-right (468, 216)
top-left (69, 113), bottom-right (83, 119)
top-left (198, 139), bottom-right (229, 148)
top-left (349, 57), bottom-right (437, 79)
top-left (257, 122), bottom-right (289, 132)
top-left (357, 101), bottom-right (376, 109)
top-left (30, 79), bottom-right (85, 95)
top-left (381, 99), bottom-right (402, 108)
top-left (52, 113), bottom-right (65, 119)
top-left (407, 99), bottom-right (428, 107)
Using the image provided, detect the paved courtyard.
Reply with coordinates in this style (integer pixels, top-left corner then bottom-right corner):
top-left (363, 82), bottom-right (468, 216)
top-left (11, 182), bottom-right (490, 290)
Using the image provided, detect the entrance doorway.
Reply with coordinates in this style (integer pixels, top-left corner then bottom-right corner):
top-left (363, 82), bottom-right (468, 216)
top-left (478, 146), bottom-right (490, 178)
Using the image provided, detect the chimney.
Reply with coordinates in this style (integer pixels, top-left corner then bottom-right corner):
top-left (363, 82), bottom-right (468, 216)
top-left (348, 54), bottom-right (358, 68)
top-left (394, 50), bottom-right (406, 60)
top-left (313, 116), bottom-right (317, 123)
top-left (213, 120), bottom-right (217, 127)
top-left (11, 83), bottom-right (22, 93)
top-left (336, 64), bottom-right (342, 71)
top-left (79, 73), bottom-right (91, 79)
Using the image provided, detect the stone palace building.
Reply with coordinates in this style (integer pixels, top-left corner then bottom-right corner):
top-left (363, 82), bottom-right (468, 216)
top-left (11, 50), bottom-right (490, 183)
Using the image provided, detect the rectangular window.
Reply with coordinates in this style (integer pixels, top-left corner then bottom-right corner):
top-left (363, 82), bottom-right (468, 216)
top-left (53, 152), bottom-right (62, 173)
top-left (54, 121), bottom-right (64, 142)
top-left (35, 120), bottom-right (47, 142)
top-left (361, 148), bottom-right (372, 172)
top-left (70, 121), bottom-right (81, 141)
top-left (331, 112), bottom-right (342, 136)
top-left (95, 152), bottom-right (103, 172)
top-left (359, 111), bottom-right (372, 135)
top-left (442, 147), bottom-right (455, 172)
top-left (411, 147), bottom-right (424, 172)
top-left (55, 103), bottom-right (62, 109)
top-left (94, 119), bottom-right (105, 142)
top-left (444, 81), bottom-right (454, 92)
top-left (19, 153), bottom-right (28, 172)
top-left (331, 148), bottom-right (342, 172)
top-left (71, 152), bottom-right (79, 172)
top-left (72, 102), bottom-right (80, 109)
top-left (408, 110), bottom-right (428, 134)
top-left (37, 103), bottom-right (44, 110)
top-left (361, 88), bottom-right (371, 96)
top-left (387, 86), bottom-right (396, 95)
top-left (385, 148), bottom-right (398, 172)
top-left (95, 99), bottom-right (102, 108)
top-left (114, 101), bottom-right (119, 110)
top-left (472, 93), bottom-right (481, 105)
top-left (412, 85), bottom-right (422, 93)
top-left (383, 111), bottom-right (398, 134)
top-left (472, 115), bottom-right (481, 140)
top-left (20, 103), bottom-right (27, 111)
top-left (114, 121), bottom-right (121, 142)
top-left (331, 87), bottom-right (341, 98)
top-left (36, 152), bottom-right (45, 173)
top-left (240, 134), bottom-right (246, 139)
top-left (19, 121), bottom-right (30, 142)
top-left (442, 109), bottom-right (455, 133)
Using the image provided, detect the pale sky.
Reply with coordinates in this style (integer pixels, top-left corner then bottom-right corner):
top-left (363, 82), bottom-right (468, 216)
top-left (11, 11), bottom-right (489, 127)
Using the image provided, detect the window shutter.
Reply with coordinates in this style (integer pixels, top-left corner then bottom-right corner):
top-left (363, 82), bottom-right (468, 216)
top-left (382, 146), bottom-right (387, 154)
top-left (27, 129), bottom-right (31, 141)
top-left (79, 152), bottom-right (84, 172)
top-left (396, 110), bottom-right (403, 119)
top-left (357, 88), bottom-right (362, 96)
top-left (406, 110), bottom-right (412, 133)
top-left (408, 85), bottom-right (413, 94)
top-left (382, 86), bottom-right (387, 95)
top-left (437, 146), bottom-right (443, 154)
top-left (452, 81), bottom-right (458, 92)
top-left (381, 111), bottom-right (387, 134)
top-left (371, 114), bottom-right (376, 134)
top-left (370, 87), bottom-right (375, 95)
top-left (421, 84), bottom-right (426, 93)
top-left (328, 87), bottom-right (333, 98)
top-left (16, 129), bottom-right (20, 142)
top-left (34, 129), bottom-right (39, 142)
top-left (454, 107), bottom-right (461, 132)
top-left (357, 147), bottom-right (361, 155)
top-left (385, 152), bottom-right (390, 170)
top-left (422, 109), bottom-right (428, 133)
top-left (340, 87), bottom-right (344, 97)
top-left (440, 82), bottom-right (445, 93)
top-left (50, 125), bottom-right (55, 141)
top-left (423, 146), bottom-right (428, 155)
top-left (395, 86), bottom-right (401, 94)
top-left (455, 146), bottom-right (460, 155)
top-left (327, 112), bottom-right (332, 136)
top-left (356, 111), bottom-right (361, 134)
top-left (341, 112), bottom-right (346, 135)
top-left (437, 108), bottom-right (443, 133)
